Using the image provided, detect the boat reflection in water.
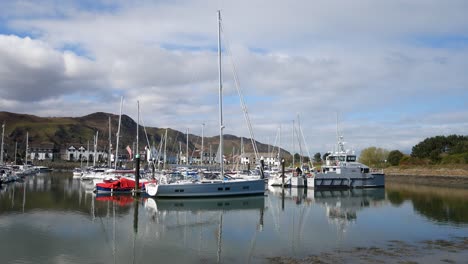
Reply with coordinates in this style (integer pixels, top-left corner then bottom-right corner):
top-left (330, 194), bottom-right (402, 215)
top-left (95, 193), bottom-right (135, 207)
top-left (143, 195), bottom-right (265, 263)
top-left (144, 196), bottom-right (266, 213)
top-left (267, 186), bottom-right (385, 221)
top-left (313, 188), bottom-right (385, 233)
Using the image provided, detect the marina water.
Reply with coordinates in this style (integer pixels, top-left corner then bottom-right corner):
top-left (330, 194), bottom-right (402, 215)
top-left (1, 172), bottom-right (467, 263)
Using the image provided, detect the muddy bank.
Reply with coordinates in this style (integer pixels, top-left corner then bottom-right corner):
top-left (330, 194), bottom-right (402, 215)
top-left (268, 237), bottom-right (468, 264)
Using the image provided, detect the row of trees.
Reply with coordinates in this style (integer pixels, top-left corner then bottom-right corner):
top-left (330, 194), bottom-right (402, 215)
top-left (300, 135), bottom-right (467, 168)
top-left (358, 135), bottom-right (468, 167)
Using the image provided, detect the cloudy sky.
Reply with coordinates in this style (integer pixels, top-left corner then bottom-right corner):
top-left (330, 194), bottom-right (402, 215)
top-left (0, 0), bottom-right (467, 155)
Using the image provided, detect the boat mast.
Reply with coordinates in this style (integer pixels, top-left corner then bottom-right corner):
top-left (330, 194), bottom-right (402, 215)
top-left (115, 96), bottom-right (123, 169)
top-left (179, 141), bottom-right (182, 165)
top-left (186, 128), bottom-right (189, 165)
top-left (14, 141), bottom-right (17, 164)
top-left (0, 122), bottom-right (4, 165)
top-left (292, 120), bottom-right (295, 168)
top-left (108, 116), bottom-right (112, 168)
top-left (278, 125), bottom-right (281, 160)
top-left (25, 131), bottom-right (28, 165)
top-left (201, 123), bottom-right (205, 165)
top-left (87, 140), bottom-right (89, 167)
top-left (136, 100), bottom-right (139, 159)
top-left (163, 129), bottom-right (167, 169)
top-left (297, 113), bottom-right (303, 166)
top-left (93, 131), bottom-right (98, 167)
top-left (218, 10), bottom-right (224, 178)
top-left (209, 144), bottom-right (212, 165)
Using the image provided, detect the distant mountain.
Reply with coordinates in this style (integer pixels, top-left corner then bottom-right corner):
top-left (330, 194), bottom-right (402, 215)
top-left (0, 111), bottom-right (290, 159)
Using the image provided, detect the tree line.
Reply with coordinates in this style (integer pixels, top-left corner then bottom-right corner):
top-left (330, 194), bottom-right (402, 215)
top-left (304, 134), bottom-right (468, 168)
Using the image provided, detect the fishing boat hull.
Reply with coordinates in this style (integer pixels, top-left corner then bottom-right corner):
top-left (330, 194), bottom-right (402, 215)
top-left (314, 173), bottom-right (385, 189)
top-left (145, 179), bottom-right (265, 198)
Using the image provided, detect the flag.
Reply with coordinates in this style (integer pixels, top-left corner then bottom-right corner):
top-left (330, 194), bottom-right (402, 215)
top-left (126, 145), bottom-right (132, 159)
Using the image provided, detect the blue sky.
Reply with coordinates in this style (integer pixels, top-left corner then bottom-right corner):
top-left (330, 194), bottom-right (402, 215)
top-left (0, 0), bottom-right (467, 155)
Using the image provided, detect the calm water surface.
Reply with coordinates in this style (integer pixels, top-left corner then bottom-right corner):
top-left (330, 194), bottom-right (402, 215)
top-left (0, 172), bottom-right (467, 264)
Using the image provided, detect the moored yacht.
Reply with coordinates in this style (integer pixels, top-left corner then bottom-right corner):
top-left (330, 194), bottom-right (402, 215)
top-left (145, 11), bottom-right (265, 198)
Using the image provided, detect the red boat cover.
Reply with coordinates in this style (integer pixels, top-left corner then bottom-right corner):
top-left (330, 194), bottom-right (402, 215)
top-left (96, 178), bottom-right (143, 190)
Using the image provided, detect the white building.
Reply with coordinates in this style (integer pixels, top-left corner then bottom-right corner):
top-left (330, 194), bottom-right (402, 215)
top-left (29, 143), bottom-right (56, 161)
top-left (60, 144), bottom-right (108, 162)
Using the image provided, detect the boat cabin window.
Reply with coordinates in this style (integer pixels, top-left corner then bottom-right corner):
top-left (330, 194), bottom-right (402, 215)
top-left (338, 156), bottom-right (345, 161)
top-left (346, 155), bottom-right (357, 162)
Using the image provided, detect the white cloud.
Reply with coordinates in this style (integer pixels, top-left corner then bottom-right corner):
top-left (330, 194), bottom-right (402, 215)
top-left (0, 0), bottom-right (467, 155)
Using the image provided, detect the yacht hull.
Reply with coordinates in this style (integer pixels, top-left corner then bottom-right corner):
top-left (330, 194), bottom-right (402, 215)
top-left (145, 179), bottom-right (265, 198)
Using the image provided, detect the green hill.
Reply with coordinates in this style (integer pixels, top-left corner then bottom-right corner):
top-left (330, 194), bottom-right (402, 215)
top-left (0, 111), bottom-right (290, 161)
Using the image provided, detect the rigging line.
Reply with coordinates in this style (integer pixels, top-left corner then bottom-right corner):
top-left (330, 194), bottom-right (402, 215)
top-left (271, 127), bottom-right (280, 160)
top-left (294, 122), bottom-right (303, 163)
top-left (298, 119), bottom-right (314, 168)
top-left (220, 22), bottom-right (260, 161)
top-left (156, 133), bottom-right (164, 166)
top-left (139, 114), bottom-right (152, 156)
top-left (189, 129), bottom-right (201, 160)
top-left (169, 130), bottom-right (181, 158)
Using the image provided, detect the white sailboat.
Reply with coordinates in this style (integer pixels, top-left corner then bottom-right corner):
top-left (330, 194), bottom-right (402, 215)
top-left (145, 10), bottom-right (265, 198)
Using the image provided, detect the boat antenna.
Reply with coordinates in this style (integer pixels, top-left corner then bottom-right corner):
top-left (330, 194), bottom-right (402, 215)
top-left (336, 112), bottom-right (345, 153)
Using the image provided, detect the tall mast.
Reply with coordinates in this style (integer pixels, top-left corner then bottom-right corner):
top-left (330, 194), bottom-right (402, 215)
top-left (209, 144), bottom-right (212, 165)
top-left (0, 122), bottom-right (4, 165)
top-left (115, 96), bottom-right (123, 169)
top-left (93, 131), bottom-right (98, 167)
top-left (278, 125), bottom-right (281, 160)
top-left (87, 140), bottom-right (90, 167)
top-left (179, 141), bottom-right (182, 165)
top-left (297, 113), bottom-right (303, 166)
top-left (14, 141), bottom-right (17, 164)
top-left (201, 123), bottom-right (205, 165)
top-left (292, 120), bottom-right (295, 168)
top-left (163, 129), bottom-right (167, 169)
top-left (136, 101), bottom-right (139, 158)
top-left (241, 137), bottom-right (244, 156)
top-left (25, 131), bottom-right (28, 165)
top-left (108, 116), bottom-right (112, 168)
top-left (186, 128), bottom-right (189, 165)
top-left (218, 10), bottom-right (224, 178)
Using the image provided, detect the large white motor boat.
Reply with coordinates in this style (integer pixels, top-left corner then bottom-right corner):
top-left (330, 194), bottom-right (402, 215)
top-left (290, 135), bottom-right (385, 189)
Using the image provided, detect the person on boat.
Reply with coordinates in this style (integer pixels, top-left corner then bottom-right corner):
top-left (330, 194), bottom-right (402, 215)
top-left (296, 167), bottom-right (302, 176)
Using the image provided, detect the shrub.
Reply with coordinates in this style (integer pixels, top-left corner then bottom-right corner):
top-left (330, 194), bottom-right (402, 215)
top-left (399, 155), bottom-right (429, 166)
top-left (387, 150), bottom-right (404, 166)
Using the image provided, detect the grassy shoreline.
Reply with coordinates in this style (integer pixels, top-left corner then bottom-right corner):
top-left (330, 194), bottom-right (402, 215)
top-left (384, 164), bottom-right (468, 177)
top-left (384, 165), bottom-right (468, 188)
